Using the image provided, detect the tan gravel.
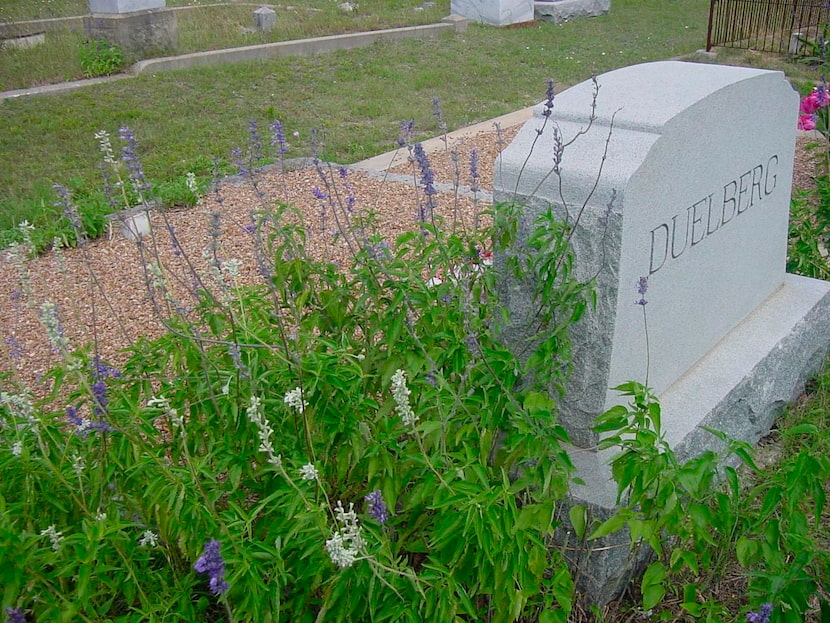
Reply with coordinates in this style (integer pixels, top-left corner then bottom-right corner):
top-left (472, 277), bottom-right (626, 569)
top-left (0, 133), bottom-right (508, 391)
top-left (0, 125), bottom-right (818, 394)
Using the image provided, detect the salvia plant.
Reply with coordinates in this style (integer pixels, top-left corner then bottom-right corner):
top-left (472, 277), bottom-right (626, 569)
top-left (0, 80), bottom-right (827, 623)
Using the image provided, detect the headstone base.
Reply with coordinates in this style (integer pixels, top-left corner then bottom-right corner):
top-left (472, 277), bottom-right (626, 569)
top-left (84, 7), bottom-right (177, 58)
top-left (450, 0), bottom-right (534, 26)
top-left (561, 273), bottom-right (830, 604)
top-left (534, 0), bottom-right (610, 23)
top-left (89, 0), bottom-right (165, 13)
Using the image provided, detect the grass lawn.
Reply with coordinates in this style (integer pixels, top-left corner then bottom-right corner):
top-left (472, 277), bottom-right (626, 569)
top-left (0, 0), bottom-right (711, 248)
top-left (0, 1), bottom-right (451, 91)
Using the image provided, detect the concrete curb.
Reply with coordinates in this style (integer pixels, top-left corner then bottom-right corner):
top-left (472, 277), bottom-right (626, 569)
top-left (0, 15), bottom-right (86, 38)
top-left (132, 20), bottom-right (463, 74)
top-left (0, 16), bottom-right (467, 102)
top-left (0, 73), bottom-right (133, 101)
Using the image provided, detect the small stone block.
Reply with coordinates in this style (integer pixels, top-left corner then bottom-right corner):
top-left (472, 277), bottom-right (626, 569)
top-left (695, 48), bottom-right (718, 60)
top-left (442, 14), bottom-right (469, 32)
top-left (89, 0), bottom-right (165, 14)
top-left (253, 6), bottom-right (276, 31)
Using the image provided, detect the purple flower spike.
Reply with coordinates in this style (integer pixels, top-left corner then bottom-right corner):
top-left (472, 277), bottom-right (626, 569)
top-left (248, 119), bottom-right (263, 164)
top-left (66, 405), bottom-right (83, 428)
top-left (270, 119), bottom-right (289, 155)
top-left (92, 355), bottom-right (121, 380)
top-left (635, 276), bottom-right (648, 306)
top-left (118, 127), bottom-right (148, 190)
top-left (5, 336), bottom-right (23, 360)
top-left (87, 356), bottom-right (118, 430)
top-left (397, 118), bottom-right (415, 147)
top-left (413, 143), bottom-right (437, 198)
top-left (194, 539), bottom-right (229, 596)
top-left (231, 147), bottom-right (247, 176)
top-left (469, 149), bottom-right (480, 192)
top-left (365, 490), bottom-right (389, 524)
top-left (543, 78), bottom-right (555, 117)
top-left (746, 603), bottom-right (772, 623)
top-left (432, 97), bottom-right (445, 129)
top-left (5, 607), bottom-right (26, 623)
top-left (91, 379), bottom-right (109, 419)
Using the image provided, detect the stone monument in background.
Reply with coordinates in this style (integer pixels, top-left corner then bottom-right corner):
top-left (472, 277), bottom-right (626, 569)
top-left (493, 60), bottom-right (830, 602)
top-left (450, 0), bottom-right (534, 26)
top-left (85, 0), bottom-right (177, 59)
top-left (534, 0), bottom-right (610, 23)
top-left (253, 6), bottom-right (277, 32)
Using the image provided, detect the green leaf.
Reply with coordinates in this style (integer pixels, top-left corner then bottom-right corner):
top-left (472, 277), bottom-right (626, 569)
top-left (647, 401), bottom-right (661, 434)
top-left (229, 464), bottom-right (242, 490)
top-left (688, 502), bottom-right (713, 530)
top-left (523, 391), bottom-right (552, 414)
top-left (539, 610), bottom-right (566, 623)
top-left (669, 550), bottom-right (699, 575)
top-left (568, 505), bottom-right (586, 540)
top-left (733, 445), bottom-right (760, 472)
top-left (592, 405), bottom-right (630, 433)
top-left (783, 423), bottom-right (819, 436)
top-left (681, 584), bottom-right (701, 616)
top-left (588, 513), bottom-right (627, 540)
top-left (516, 501), bottom-right (554, 531)
top-left (724, 465), bottom-right (740, 498)
top-left (736, 536), bottom-right (758, 568)
top-left (641, 561), bottom-right (666, 611)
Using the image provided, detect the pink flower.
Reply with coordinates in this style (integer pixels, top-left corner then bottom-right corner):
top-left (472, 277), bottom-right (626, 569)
top-left (801, 92), bottom-right (821, 115)
top-left (798, 114), bottom-right (817, 131)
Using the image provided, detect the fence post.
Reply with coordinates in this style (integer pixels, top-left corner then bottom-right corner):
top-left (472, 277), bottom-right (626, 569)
top-left (707, 0), bottom-right (719, 51)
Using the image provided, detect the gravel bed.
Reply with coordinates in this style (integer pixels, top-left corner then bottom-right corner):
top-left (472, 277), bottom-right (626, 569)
top-left (0, 136), bottom-right (505, 391)
top-left (0, 127), bottom-right (818, 394)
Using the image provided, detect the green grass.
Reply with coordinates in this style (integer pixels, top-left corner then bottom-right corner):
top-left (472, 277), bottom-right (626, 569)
top-left (176, 2), bottom-right (450, 53)
top-left (687, 45), bottom-right (825, 86)
top-left (0, 29), bottom-right (89, 89)
top-left (0, 0), bottom-right (711, 249)
top-left (0, 1), bottom-right (450, 91)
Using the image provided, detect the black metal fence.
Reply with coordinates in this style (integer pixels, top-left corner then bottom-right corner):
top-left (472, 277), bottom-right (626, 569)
top-left (707, 0), bottom-right (830, 54)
